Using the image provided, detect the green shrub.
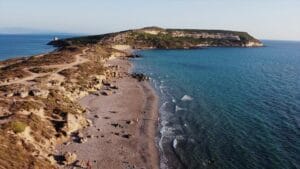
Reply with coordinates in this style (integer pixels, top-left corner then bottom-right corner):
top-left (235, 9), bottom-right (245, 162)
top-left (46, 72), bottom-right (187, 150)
top-left (11, 121), bottom-right (27, 133)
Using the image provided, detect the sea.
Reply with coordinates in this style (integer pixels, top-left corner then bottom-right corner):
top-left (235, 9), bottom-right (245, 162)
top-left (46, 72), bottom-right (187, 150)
top-left (132, 41), bottom-right (300, 169)
top-left (0, 34), bottom-right (74, 60)
top-left (0, 36), bottom-right (299, 169)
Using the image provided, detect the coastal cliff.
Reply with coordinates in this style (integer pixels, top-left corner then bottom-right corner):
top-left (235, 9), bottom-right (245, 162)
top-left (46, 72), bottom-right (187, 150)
top-left (49, 27), bottom-right (263, 49)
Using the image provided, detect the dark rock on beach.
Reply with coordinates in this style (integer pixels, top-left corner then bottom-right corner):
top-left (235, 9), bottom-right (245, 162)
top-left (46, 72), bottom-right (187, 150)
top-left (131, 73), bottom-right (149, 81)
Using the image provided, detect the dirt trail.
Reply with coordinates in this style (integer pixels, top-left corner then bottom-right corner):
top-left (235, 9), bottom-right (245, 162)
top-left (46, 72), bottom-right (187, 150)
top-left (0, 49), bottom-right (89, 86)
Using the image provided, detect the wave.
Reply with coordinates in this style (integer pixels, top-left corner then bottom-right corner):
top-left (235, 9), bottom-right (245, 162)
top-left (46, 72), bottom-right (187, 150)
top-left (176, 105), bottom-right (186, 112)
top-left (181, 95), bottom-right (193, 101)
top-left (173, 138), bottom-right (178, 149)
top-left (172, 98), bottom-right (176, 103)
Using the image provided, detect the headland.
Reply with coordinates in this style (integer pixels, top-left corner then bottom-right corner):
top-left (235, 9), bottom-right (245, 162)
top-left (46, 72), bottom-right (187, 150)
top-left (0, 27), bottom-right (262, 169)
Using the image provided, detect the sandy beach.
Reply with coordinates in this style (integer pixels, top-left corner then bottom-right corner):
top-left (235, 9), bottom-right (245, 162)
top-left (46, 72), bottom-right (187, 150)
top-left (57, 57), bottom-right (159, 169)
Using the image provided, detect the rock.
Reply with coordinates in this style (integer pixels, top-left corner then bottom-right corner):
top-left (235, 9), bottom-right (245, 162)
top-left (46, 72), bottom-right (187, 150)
top-left (29, 89), bottom-right (49, 98)
top-left (63, 152), bottom-right (77, 165)
top-left (100, 91), bottom-right (110, 96)
top-left (72, 131), bottom-right (87, 143)
top-left (94, 115), bottom-right (99, 118)
top-left (102, 80), bottom-right (111, 86)
top-left (122, 134), bottom-right (131, 139)
top-left (87, 135), bottom-right (93, 138)
top-left (64, 114), bottom-right (88, 134)
top-left (110, 85), bottom-right (118, 90)
top-left (103, 86), bottom-right (111, 90)
top-left (131, 73), bottom-right (149, 81)
top-left (15, 91), bottom-right (28, 98)
top-left (5, 92), bottom-right (14, 97)
top-left (127, 54), bottom-right (142, 58)
top-left (75, 160), bottom-right (87, 168)
top-left (77, 132), bottom-right (84, 138)
top-left (92, 92), bottom-right (100, 96)
top-left (86, 119), bottom-right (93, 126)
top-left (79, 137), bottom-right (88, 143)
top-left (126, 120), bottom-right (134, 125)
top-left (63, 142), bottom-right (71, 146)
top-left (112, 72), bottom-right (118, 77)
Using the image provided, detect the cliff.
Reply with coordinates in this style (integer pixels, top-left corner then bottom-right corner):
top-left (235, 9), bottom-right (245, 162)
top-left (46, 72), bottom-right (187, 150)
top-left (48, 27), bottom-right (263, 48)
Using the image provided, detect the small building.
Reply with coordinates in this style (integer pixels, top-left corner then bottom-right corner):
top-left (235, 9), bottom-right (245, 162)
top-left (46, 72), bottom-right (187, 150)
top-left (53, 37), bottom-right (59, 41)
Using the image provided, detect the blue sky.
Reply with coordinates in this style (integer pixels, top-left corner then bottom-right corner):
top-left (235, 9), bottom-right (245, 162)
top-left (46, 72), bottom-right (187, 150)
top-left (0, 0), bottom-right (299, 40)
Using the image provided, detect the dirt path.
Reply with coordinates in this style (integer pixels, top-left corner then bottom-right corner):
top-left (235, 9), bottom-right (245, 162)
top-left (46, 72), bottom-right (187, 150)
top-left (0, 49), bottom-right (89, 86)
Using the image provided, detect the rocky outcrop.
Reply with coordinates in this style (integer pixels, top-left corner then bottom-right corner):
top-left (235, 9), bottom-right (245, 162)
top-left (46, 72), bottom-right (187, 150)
top-left (63, 152), bottom-right (77, 165)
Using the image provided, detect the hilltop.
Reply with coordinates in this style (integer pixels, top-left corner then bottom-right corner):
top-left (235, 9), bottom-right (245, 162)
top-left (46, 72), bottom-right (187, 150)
top-left (49, 27), bottom-right (263, 49)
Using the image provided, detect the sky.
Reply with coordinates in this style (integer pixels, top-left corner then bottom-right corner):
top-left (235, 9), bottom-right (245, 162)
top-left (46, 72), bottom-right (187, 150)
top-left (0, 0), bottom-right (300, 40)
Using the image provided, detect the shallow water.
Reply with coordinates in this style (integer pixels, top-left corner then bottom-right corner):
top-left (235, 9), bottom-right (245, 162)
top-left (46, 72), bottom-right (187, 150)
top-left (133, 41), bottom-right (300, 169)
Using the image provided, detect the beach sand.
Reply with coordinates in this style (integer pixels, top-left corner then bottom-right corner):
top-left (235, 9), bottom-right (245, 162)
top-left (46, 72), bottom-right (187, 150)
top-left (57, 58), bottom-right (159, 169)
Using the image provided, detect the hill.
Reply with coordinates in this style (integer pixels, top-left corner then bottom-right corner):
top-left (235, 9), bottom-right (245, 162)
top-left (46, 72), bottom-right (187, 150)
top-left (48, 27), bottom-right (263, 48)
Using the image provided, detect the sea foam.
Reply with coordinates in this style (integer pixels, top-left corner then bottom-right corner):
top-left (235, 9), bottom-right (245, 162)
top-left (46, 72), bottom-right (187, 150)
top-left (181, 95), bottom-right (193, 101)
top-left (173, 138), bottom-right (178, 149)
top-left (175, 105), bottom-right (186, 112)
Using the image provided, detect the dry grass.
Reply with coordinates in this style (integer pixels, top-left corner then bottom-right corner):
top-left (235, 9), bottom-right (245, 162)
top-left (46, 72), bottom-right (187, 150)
top-left (43, 90), bottom-right (83, 116)
top-left (0, 68), bottom-right (30, 81)
top-left (0, 132), bottom-right (55, 169)
top-left (9, 101), bottom-right (43, 113)
top-left (29, 67), bottom-right (58, 73)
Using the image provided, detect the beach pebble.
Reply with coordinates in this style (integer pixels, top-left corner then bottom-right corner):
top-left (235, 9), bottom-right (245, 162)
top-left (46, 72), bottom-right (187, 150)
top-left (121, 134), bottom-right (131, 139)
top-left (87, 135), bottom-right (94, 138)
top-left (79, 137), bottom-right (88, 143)
top-left (126, 120), bottom-right (134, 125)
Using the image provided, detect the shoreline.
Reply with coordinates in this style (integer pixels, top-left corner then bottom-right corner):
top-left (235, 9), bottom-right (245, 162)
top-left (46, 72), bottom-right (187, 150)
top-left (57, 57), bottom-right (160, 169)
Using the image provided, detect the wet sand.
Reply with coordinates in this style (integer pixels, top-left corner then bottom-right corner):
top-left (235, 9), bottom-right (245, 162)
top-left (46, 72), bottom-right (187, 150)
top-left (57, 58), bottom-right (159, 169)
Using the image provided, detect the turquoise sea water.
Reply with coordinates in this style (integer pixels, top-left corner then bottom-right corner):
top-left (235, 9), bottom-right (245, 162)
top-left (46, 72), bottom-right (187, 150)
top-left (0, 34), bottom-right (73, 60)
top-left (133, 41), bottom-right (300, 169)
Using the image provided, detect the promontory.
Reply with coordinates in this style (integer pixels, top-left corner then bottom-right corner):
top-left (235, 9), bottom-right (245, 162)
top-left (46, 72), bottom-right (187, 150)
top-left (0, 27), bottom-right (262, 169)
